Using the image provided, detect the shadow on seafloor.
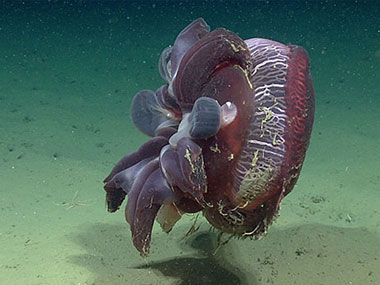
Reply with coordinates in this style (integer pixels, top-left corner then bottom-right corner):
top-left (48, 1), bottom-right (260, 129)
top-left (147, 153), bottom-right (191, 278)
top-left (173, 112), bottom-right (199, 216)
top-left (69, 222), bottom-right (379, 284)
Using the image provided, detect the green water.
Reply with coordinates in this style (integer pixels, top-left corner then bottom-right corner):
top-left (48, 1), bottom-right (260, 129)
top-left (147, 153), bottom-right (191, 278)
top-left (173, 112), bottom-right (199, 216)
top-left (1, 1), bottom-right (379, 284)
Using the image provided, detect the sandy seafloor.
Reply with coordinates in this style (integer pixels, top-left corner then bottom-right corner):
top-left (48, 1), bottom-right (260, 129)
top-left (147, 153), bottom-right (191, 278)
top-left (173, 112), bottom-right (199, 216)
top-left (0, 1), bottom-right (379, 284)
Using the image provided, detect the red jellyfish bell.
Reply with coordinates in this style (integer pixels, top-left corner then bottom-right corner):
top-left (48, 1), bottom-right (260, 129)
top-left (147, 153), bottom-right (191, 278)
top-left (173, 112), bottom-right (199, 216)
top-left (103, 18), bottom-right (315, 256)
